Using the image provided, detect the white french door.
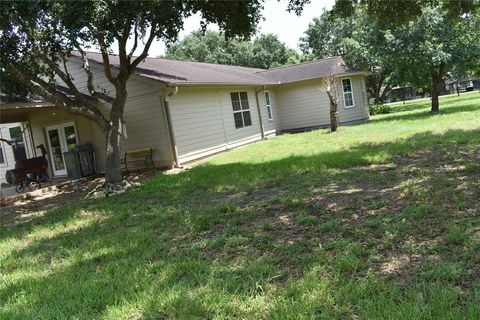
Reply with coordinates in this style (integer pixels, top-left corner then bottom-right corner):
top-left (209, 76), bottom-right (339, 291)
top-left (45, 122), bottom-right (78, 176)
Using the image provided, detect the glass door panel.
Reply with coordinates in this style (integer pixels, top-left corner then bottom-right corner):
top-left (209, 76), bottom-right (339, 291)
top-left (63, 125), bottom-right (78, 151)
top-left (9, 125), bottom-right (27, 161)
top-left (47, 127), bottom-right (66, 174)
top-left (46, 122), bottom-right (78, 176)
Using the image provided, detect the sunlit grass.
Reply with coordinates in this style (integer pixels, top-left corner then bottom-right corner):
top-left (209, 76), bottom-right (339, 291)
top-left (1, 93), bottom-right (479, 319)
top-left (207, 92), bottom-right (480, 165)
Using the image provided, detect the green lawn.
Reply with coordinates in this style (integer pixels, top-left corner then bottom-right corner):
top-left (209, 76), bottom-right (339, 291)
top-left (1, 93), bottom-right (479, 319)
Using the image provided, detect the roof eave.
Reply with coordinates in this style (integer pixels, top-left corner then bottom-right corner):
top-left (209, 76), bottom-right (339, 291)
top-left (335, 71), bottom-right (372, 77)
top-left (0, 101), bottom-right (55, 110)
top-left (269, 71), bottom-right (370, 85)
top-left (166, 81), bottom-right (279, 87)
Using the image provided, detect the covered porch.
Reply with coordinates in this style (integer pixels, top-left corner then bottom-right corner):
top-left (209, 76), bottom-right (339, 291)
top-left (1, 101), bottom-right (107, 203)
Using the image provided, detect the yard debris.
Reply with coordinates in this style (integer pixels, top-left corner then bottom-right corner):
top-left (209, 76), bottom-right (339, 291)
top-left (88, 179), bottom-right (142, 198)
top-left (1, 169), bottom-right (158, 225)
top-left (163, 166), bottom-right (190, 175)
top-left (93, 191), bottom-right (106, 199)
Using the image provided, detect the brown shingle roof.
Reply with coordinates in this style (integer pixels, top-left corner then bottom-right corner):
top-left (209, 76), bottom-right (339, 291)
top-left (71, 52), bottom-right (363, 86)
top-left (257, 56), bottom-right (357, 83)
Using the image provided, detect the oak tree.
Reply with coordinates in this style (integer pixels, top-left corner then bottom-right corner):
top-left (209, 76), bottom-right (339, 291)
top-left (165, 31), bottom-right (299, 69)
top-left (387, 5), bottom-right (480, 111)
top-left (300, 8), bottom-right (398, 104)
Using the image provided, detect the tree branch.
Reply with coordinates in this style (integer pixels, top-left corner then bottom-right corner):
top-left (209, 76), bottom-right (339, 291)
top-left (97, 30), bottom-right (118, 86)
top-left (117, 21), bottom-right (132, 82)
top-left (129, 22), bottom-right (157, 73)
top-left (39, 52), bottom-right (84, 99)
top-left (367, 87), bottom-right (375, 99)
top-left (11, 66), bottom-right (109, 130)
top-left (380, 83), bottom-right (392, 101)
top-left (127, 19), bottom-right (139, 61)
top-left (75, 45), bottom-right (114, 104)
top-left (118, 22), bottom-right (131, 66)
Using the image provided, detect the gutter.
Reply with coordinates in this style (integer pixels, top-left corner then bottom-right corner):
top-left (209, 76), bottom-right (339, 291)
top-left (254, 86), bottom-right (266, 139)
top-left (162, 86), bottom-right (182, 168)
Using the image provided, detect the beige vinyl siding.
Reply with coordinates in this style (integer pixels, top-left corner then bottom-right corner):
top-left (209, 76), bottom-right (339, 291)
top-left (219, 88), bottom-right (262, 145)
top-left (257, 90), bottom-right (281, 135)
top-left (274, 76), bottom-right (369, 131)
top-left (169, 86), bottom-right (269, 163)
top-left (50, 58), bottom-right (174, 170)
top-left (168, 88), bottom-right (227, 163)
top-left (337, 75), bottom-right (370, 124)
top-left (122, 88), bottom-right (174, 168)
top-left (274, 80), bottom-right (329, 131)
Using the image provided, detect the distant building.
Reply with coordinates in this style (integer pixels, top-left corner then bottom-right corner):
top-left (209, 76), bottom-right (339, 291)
top-left (385, 86), bottom-right (424, 103)
top-left (445, 77), bottom-right (480, 94)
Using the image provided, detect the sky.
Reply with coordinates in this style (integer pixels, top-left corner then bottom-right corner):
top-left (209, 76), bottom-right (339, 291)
top-left (114, 0), bottom-right (335, 57)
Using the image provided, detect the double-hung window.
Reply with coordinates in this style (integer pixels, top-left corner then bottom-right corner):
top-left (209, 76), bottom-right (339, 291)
top-left (231, 92), bottom-right (252, 129)
top-left (342, 78), bottom-right (355, 108)
top-left (264, 91), bottom-right (273, 121)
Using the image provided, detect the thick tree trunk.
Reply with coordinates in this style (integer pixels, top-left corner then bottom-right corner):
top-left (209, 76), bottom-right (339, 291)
top-left (104, 114), bottom-right (123, 186)
top-left (323, 77), bottom-right (339, 132)
top-left (380, 84), bottom-right (392, 104)
top-left (104, 87), bottom-right (127, 187)
top-left (372, 83), bottom-right (383, 104)
top-left (431, 82), bottom-right (439, 112)
top-left (367, 71), bottom-right (391, 105)
top-left (330, 102), bottom-right (339, 132)
top-left (431, 64), bottom-right (445, 113)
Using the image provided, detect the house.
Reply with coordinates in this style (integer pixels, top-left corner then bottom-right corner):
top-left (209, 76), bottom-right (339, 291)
top-left (0, 54), bottom-right (369, 179)
top-left (445, 77), bottom-right (480, 94)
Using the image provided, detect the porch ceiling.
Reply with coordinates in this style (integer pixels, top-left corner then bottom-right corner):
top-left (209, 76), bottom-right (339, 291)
top-left (0, 102), bottom-right (54, 124)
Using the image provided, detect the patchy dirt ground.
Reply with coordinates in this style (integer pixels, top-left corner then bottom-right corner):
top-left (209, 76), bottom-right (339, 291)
top-left (0, 169), bottom-right (160, 227)
top-left (2, 145), bottom-right (479, 294)
top-left (196, 145), bottom-right (480, 289)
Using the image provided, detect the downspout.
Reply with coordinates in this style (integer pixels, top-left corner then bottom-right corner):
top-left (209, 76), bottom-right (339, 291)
top-left (254, 86), bottom-right (266, 139)
top-left (162, 86), bottom-right (181, 168)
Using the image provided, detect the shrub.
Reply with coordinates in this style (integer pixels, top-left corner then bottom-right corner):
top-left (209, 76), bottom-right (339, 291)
top-left (369, 104), bottom-right (392, 115)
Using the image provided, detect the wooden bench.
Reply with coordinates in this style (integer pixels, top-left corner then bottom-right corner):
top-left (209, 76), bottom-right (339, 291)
top-left (122, 147), bottom-right (154, 173)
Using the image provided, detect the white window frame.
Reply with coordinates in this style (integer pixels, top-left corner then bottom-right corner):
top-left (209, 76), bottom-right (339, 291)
top-left (45, 121), bottom-right (79, 176)
top-left (230, 91), bottom-right (252, 129)
top-left (264, 91), bottom-right (273, 121)
top-left (341, 78), bottom-right (355, 109)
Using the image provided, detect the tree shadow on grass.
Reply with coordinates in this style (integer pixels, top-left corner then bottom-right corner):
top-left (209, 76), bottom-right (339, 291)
top-left (386, 93), bottom-right (480, 113)
top-left (371, 97), bottom-right (480, 124)
top-left (1, 128), bottom-right (478, 242)
top-left (1, 128), bottom-right (479, 319)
